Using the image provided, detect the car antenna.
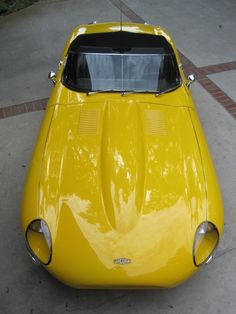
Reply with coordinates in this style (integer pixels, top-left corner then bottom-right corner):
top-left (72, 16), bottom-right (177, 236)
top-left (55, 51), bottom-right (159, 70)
top-left (120, 0), bottom-right (123, 31)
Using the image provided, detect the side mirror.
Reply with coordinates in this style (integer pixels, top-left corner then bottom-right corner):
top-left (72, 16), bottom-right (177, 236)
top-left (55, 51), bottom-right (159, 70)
top-left (48, 70), bottom-right (57, 85)
top-left (187, 74), bottom-right (195, 87)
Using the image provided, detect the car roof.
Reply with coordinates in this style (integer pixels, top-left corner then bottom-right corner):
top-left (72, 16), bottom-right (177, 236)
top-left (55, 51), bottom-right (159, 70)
top-left (71, 22), bottom-right (171, 41)
top-left (68, 31), bottom-right (172, 54)
top-left (61, 23), bottom-right (177, 60)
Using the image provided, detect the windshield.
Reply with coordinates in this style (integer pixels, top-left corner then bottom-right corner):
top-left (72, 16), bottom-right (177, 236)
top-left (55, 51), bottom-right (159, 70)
top-left (62, 32), bottom-right (181, 93)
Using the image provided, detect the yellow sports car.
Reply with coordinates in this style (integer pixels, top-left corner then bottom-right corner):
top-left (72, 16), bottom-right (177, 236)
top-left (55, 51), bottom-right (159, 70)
top-left (21, 22), bottom-right (224, 288)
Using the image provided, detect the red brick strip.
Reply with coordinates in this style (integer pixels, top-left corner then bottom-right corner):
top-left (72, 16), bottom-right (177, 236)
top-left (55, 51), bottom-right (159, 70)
top-left (110, 0), bottom-right (145, 23)
top-left (0, 98), bottom-right (47, 119)
top-left (198, 77), bottom-right (236, 117)
top-left (199, 61), bottom-right (236, 76)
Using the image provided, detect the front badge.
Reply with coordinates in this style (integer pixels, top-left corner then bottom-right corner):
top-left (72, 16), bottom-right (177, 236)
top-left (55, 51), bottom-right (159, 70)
top-left (113, 258), bottom-right (131, 265)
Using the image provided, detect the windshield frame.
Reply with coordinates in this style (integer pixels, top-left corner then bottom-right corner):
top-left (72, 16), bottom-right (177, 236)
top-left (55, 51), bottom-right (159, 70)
top-left (61, 32), bottom-right (182, 94)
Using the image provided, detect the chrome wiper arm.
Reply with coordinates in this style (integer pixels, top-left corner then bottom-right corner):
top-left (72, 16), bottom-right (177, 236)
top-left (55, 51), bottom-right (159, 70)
top-left (121, 90), bottom-right (156, 96)
top-left (86, 89), bottom-right (120, 95)
top-left (86, 84), bottom-right (181, 96)
top-left (155, 84), bottom-right (181, 97)
top-left (121, 84), bottom-right (181, 96)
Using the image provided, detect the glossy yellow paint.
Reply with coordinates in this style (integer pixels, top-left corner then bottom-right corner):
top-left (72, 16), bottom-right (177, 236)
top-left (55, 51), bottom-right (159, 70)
top-left (21, 22), bottom-right (224, 288)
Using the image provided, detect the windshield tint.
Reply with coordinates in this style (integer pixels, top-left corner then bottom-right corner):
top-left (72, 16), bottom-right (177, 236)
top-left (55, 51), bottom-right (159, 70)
top-left (62, 32), bottom-right (181, 93)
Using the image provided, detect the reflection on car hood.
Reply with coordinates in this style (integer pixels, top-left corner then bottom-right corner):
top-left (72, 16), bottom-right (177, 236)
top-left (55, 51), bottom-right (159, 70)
top-left (39, 97), bottom-right (206, 280)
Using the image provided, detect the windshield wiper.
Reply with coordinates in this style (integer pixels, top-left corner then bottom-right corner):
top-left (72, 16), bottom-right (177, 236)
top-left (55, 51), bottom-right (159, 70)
top-left (121, 90), bottom-right (156, 96)
top-left (86, 84), bottom-right (181, 96)
top-left (86, 89), bottom-right (120, 95)
top-left (155, 83), bottom-right (181, 97)
top-left (121, 84), bottom-right (181, 96)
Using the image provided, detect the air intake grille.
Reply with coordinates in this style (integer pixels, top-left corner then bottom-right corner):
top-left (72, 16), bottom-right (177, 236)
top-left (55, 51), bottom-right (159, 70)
top-left (145, 110), bottom-right (167, 136)
top-left (78, 108), bottom-right (100, 134)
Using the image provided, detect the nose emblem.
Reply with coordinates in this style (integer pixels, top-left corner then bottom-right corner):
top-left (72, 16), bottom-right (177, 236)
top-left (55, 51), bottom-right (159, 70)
top-left (113, 258), bottom-right (131, 265)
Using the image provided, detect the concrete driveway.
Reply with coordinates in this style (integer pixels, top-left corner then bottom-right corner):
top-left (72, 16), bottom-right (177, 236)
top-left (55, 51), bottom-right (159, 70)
top-left (0, 1), bottom-right (236, 313)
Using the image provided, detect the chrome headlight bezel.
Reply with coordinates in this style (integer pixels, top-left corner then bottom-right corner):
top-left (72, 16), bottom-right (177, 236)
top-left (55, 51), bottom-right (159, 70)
top-left (25, 219), bottom-right (52, 266)
top-left (193, 221), bottom-right (219, 267)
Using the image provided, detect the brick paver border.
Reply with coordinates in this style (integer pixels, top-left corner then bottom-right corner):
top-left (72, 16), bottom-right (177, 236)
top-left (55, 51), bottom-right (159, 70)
top-left (0, 0), bottom-right (236, 119)
top-left (0, 98), bottom-right (47, 119)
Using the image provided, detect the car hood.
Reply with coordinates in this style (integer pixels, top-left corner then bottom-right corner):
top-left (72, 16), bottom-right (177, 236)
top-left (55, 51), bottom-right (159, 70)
top-left (38, 98), bottom-right (206, 284)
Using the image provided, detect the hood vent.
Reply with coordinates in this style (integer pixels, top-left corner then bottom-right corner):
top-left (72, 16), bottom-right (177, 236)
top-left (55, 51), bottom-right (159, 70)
top-left (145, 110), bottom-right (167, 136)
top-left (78, 108), bottom-right (100, 135)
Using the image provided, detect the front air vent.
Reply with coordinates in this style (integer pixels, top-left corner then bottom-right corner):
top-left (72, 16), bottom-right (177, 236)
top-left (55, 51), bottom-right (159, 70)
top-left (78, 108), bottom-right (100, 135)
top-left (145, 110), bottom-right (167, 136)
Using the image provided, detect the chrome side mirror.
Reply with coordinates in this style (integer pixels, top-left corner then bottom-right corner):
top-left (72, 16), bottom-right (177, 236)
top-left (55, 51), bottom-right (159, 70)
top-left (48, 70), bottom-right (57, 85)
top-left (187, 74), bottom-right (195, 87)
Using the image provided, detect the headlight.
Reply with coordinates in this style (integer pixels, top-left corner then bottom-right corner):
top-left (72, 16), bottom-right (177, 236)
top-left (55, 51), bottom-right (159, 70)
top-left (26, 219), bottom-right (52, 265)
top-left (193, 221), bottom-right (219, 267)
